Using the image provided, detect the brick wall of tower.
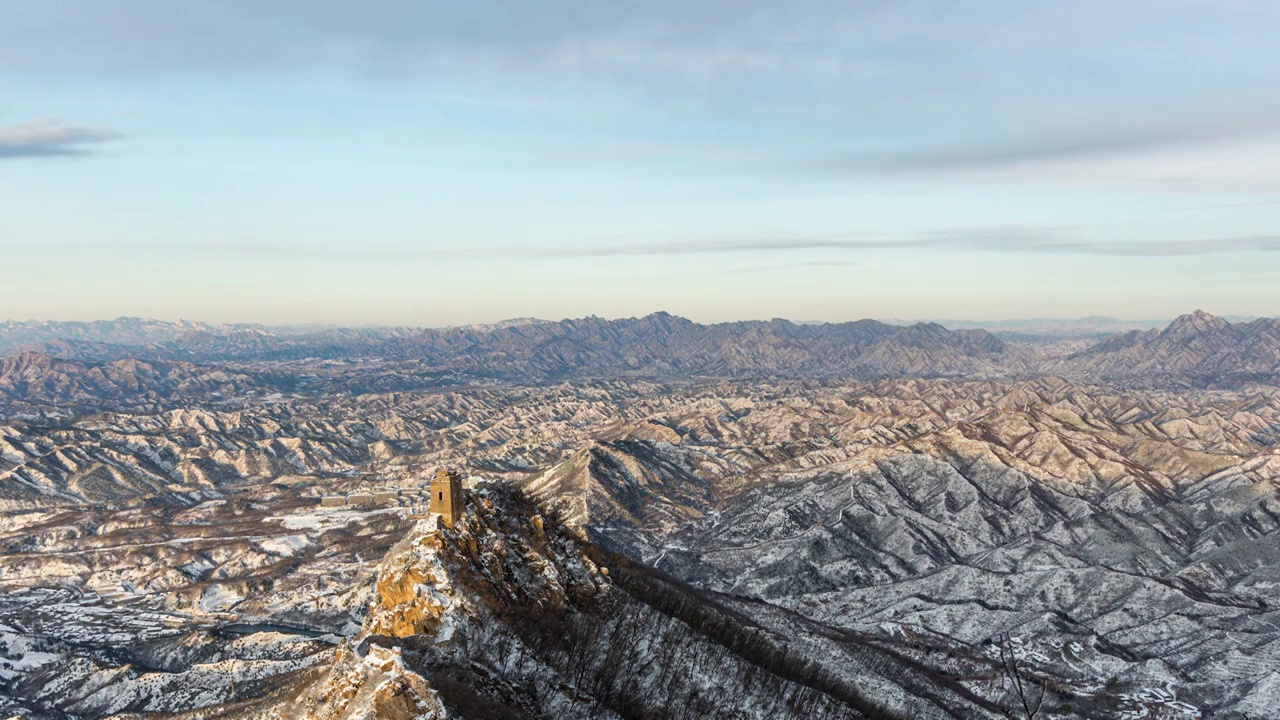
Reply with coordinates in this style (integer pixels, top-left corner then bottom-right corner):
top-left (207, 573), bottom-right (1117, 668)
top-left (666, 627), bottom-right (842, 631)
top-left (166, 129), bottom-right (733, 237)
top-left (429, 468), bottom-right (464, 527)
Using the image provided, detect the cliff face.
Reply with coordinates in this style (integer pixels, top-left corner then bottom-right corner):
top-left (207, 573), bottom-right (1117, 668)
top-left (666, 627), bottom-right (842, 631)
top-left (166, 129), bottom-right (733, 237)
top-left (266, 485), bottom-right (614, 720)
top-left (364, 531), bottom-right (456, 639)
top-left (288, 644), bottom-right (447, 720)
top-left (251, 483), bottom-right (928, 720)
top-left (358, 490), bottom-right (607, 643)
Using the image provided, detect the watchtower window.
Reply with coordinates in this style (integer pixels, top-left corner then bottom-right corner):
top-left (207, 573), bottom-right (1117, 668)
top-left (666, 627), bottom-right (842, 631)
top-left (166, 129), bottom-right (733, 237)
top-left (439, 492), bottom-right (443, 501)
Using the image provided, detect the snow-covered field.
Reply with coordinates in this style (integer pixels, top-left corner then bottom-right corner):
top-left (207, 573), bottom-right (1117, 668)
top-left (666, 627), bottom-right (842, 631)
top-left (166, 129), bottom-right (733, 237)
top-left (0, 490), bottom-right (413, 717)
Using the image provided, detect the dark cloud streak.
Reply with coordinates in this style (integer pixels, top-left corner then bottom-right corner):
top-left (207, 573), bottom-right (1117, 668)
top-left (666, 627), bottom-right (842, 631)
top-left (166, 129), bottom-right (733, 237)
top-left (829, 121), bottom-right (1280, 174)
top-left (0, 120), bottom-right (122, 159)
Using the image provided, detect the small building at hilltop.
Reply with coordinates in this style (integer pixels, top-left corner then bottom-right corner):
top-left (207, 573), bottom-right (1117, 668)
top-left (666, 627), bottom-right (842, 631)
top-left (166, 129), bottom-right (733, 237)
top-left (429, 468), bottom-right (465, 527)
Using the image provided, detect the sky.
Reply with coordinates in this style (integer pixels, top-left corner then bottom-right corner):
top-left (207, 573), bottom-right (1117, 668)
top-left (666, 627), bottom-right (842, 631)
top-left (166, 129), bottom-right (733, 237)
top-left (2, 1), bottom-right (1279, 326)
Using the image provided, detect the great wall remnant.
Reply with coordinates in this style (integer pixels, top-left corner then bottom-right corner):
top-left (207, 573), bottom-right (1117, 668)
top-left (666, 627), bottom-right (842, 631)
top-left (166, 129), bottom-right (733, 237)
top-left (318, 467), bottom-right (467, 525)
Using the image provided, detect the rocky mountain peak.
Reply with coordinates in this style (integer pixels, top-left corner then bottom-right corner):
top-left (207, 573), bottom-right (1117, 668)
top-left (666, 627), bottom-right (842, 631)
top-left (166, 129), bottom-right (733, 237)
top-left (1163, 309), bottom-right (1232, 338)
top-left (0, 351), bottom-right (57, 374)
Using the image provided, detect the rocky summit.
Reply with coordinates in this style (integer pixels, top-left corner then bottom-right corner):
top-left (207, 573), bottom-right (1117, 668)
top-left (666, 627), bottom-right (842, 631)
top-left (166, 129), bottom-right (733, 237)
top-left (2, 311), bottom-right (1279, 719)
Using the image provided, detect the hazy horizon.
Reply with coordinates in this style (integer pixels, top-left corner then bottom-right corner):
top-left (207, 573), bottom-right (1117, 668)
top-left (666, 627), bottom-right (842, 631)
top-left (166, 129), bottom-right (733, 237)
top-left (0, 308), bottom-right (1255, 330)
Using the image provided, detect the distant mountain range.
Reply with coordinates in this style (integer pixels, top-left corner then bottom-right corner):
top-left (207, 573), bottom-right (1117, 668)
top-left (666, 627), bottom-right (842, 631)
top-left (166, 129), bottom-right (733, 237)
top-left (0, 351), bottom-right (264, 409)
top-left (1, 313), bottom-right (1014, 380)
top-left (0, 312), bottom-right (1277, 409)
top-left (1060, 309), bottom-right (1280, 379)
top-left (883, 314), bottom-right (1260, 337)
top-left (4, 313), bottom-right (1258, 353)
top-left (908, 316), bottom-right (1170, 337)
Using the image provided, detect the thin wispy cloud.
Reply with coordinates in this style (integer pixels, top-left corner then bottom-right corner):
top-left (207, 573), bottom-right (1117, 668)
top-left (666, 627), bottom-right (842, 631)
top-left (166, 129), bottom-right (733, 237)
top-left (0, 119), bottom-right (121, 159)
top-left (727, 260), bottom-right (863, 274)
top-left (16, 232), bottom-right (1280, 261)
top-left (946, 233), bottom-right (1280, 256)
top-left (829, 120), bottom-right (1280, 175)
top-left (525, 232), bottom-right (1280, 259)
top-left (1205, 199), bottom-right (1280, 209)
top-left (10, 237), bottom-right (917, 261)
top-left (0, 2), bottom-right (894, 75)
top-left (521, 237), bottom-right (928, 258)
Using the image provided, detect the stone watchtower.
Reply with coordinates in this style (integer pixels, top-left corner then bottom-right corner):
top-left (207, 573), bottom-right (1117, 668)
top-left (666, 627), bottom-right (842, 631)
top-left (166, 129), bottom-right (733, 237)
top-left (429, 468), bottom-right (465, 527)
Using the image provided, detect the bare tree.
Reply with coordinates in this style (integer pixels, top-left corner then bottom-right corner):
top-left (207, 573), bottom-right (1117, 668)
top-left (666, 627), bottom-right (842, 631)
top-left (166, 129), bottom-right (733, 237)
top-left (997, 633), bottom-right (1045, 720)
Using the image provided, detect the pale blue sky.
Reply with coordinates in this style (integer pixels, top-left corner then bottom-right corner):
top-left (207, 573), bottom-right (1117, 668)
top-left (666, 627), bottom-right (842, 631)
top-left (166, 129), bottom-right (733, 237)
top-left (2, 1), bottom-right (1279, 325)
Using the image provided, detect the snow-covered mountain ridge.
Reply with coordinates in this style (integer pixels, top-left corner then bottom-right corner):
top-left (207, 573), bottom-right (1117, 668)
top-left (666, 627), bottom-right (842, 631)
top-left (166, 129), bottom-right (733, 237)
top-left (157, 484), bottom-right (925, 719)
top-left (3, 314), bottom-right (1280, 717)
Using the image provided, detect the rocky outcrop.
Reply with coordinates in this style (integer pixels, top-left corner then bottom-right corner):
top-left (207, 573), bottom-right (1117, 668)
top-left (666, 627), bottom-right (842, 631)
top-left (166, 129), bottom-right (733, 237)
top-left (286, 644), bottom-right (447, 720)
top-left (252, 484), bottom-right (933, 719)
top-left (363, 524), bottom-right (456, 639)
